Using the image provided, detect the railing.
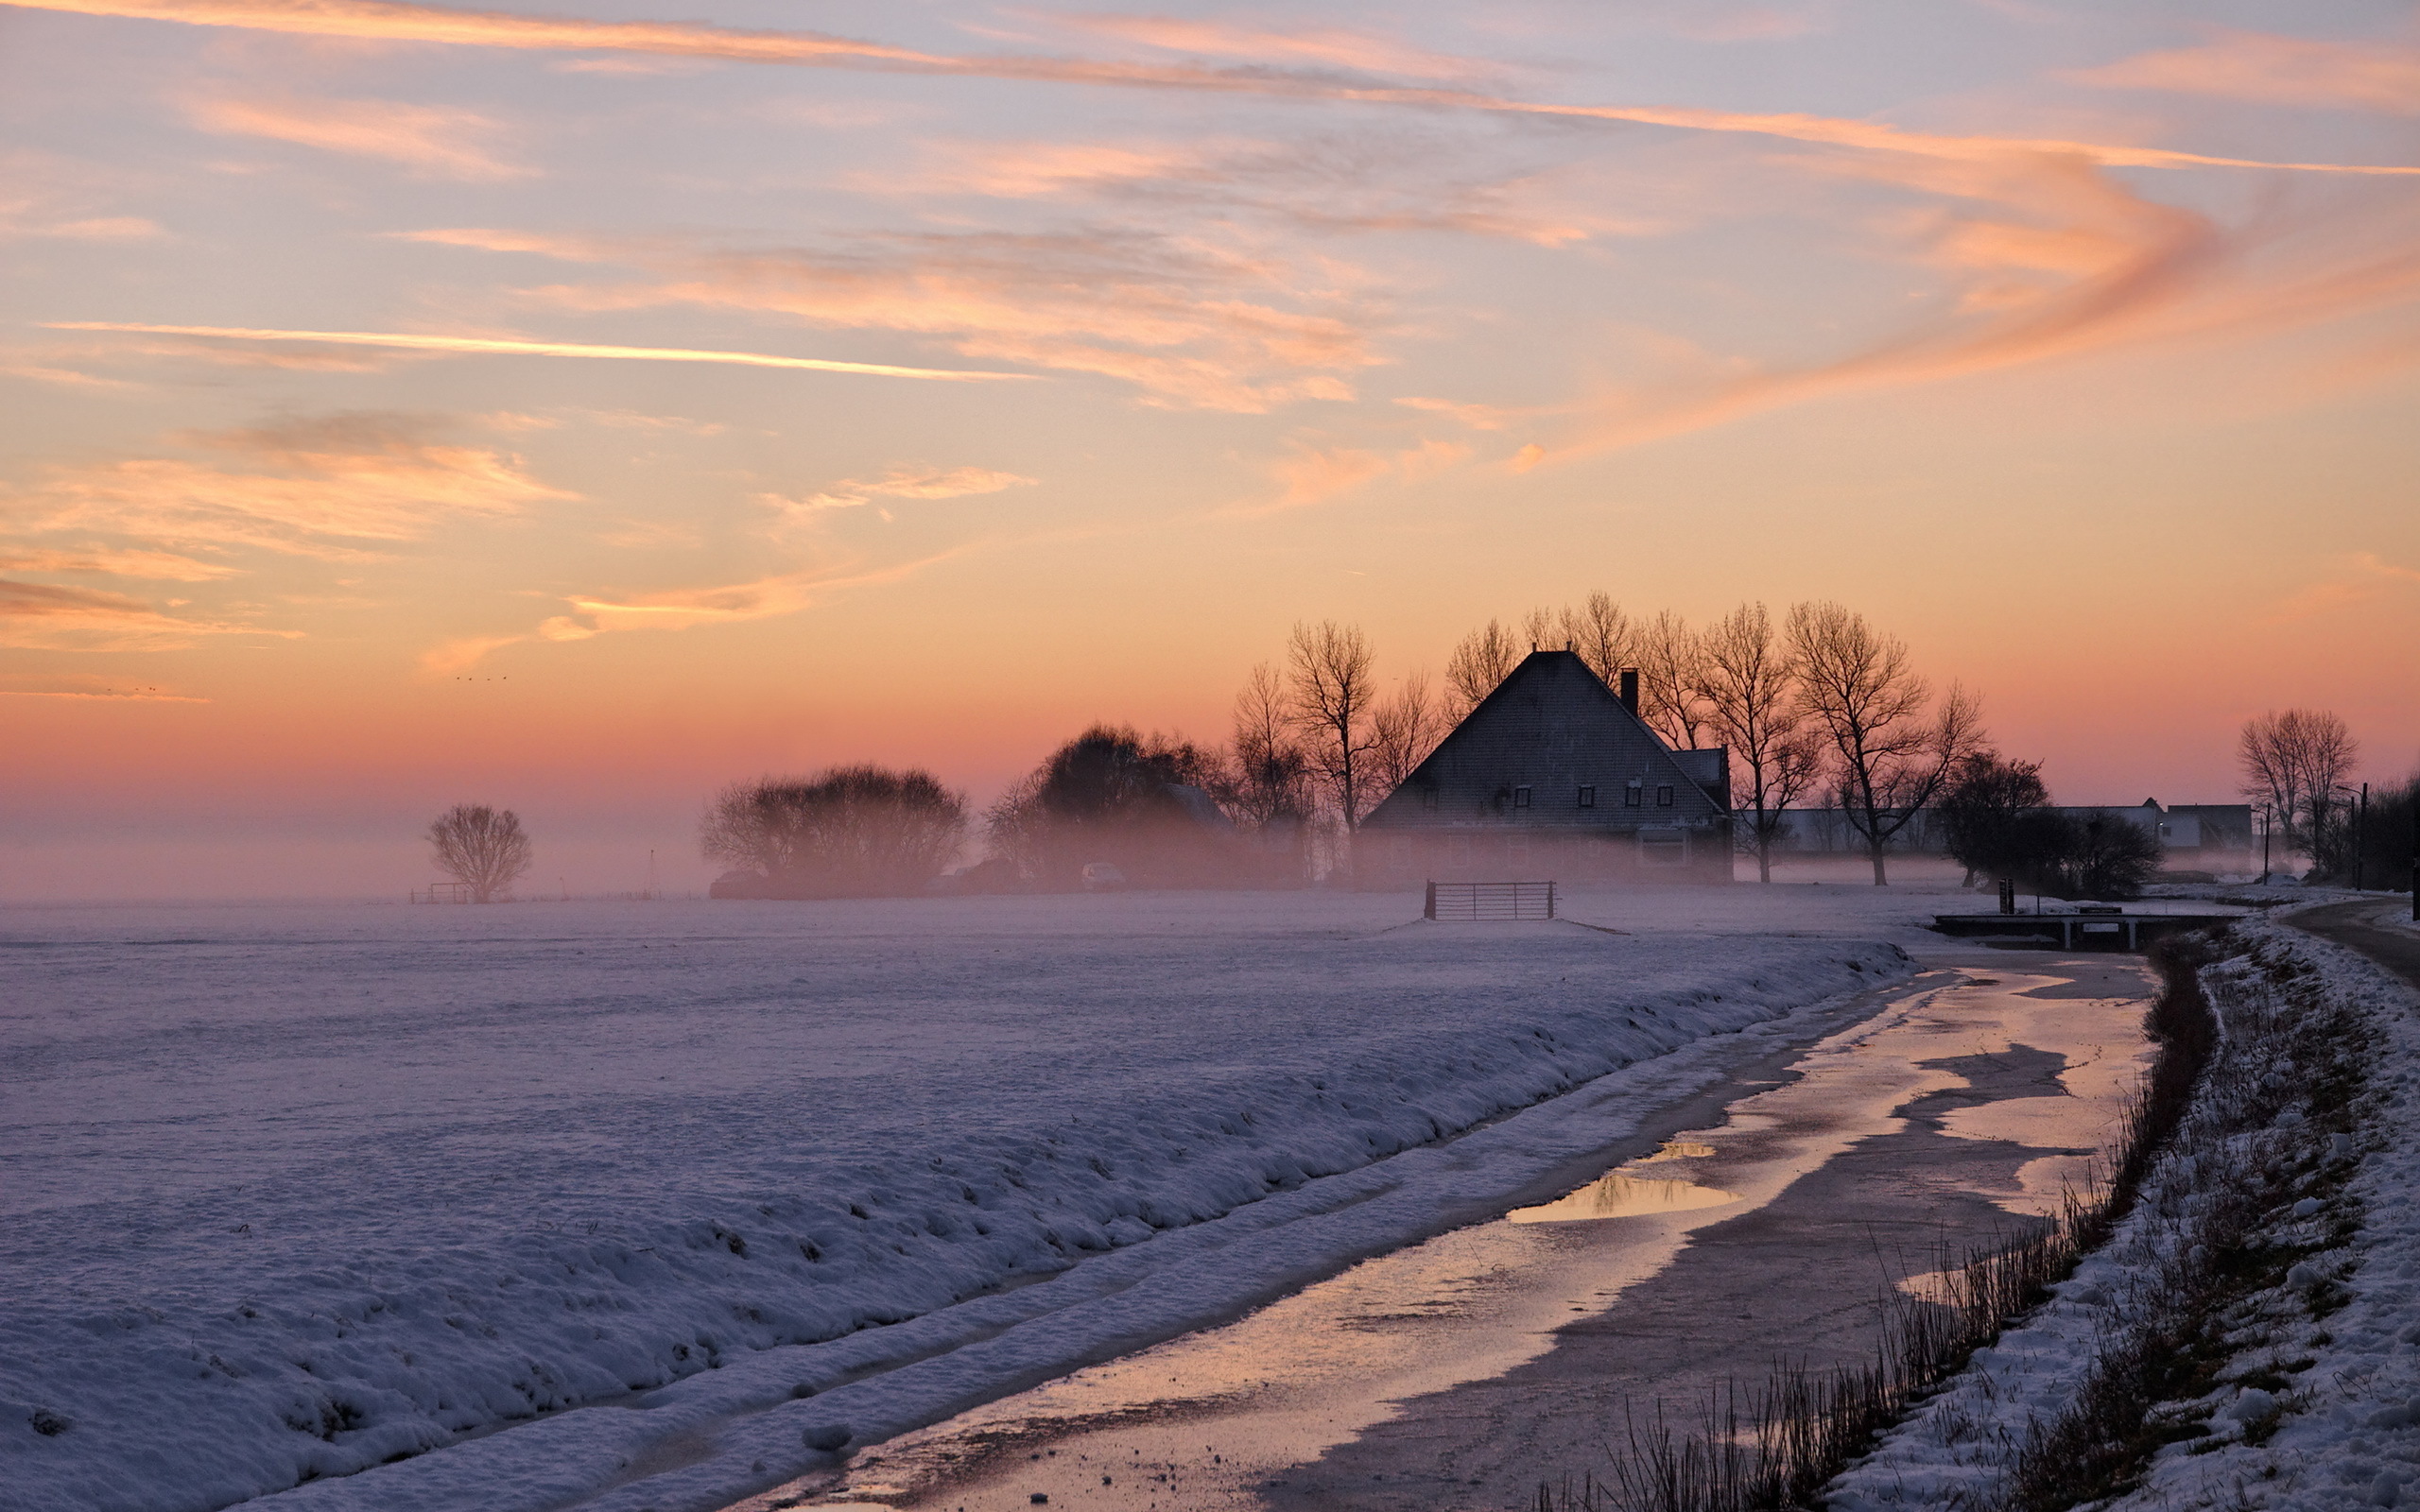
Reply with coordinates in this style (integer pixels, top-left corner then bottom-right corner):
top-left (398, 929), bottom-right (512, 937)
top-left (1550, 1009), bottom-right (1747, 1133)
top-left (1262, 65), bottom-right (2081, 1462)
top-left (408, 882), bottom-right (475, 904)
top-left (1425, 881), bottom-right (1558, 921)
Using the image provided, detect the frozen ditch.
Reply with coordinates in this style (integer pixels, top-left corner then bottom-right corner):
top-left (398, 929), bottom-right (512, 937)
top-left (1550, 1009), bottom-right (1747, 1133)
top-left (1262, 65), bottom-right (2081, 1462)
top-left (1, 892), bottom-right (1914, 1512)
top-left (744, 954), bottom-right (2158, 1512)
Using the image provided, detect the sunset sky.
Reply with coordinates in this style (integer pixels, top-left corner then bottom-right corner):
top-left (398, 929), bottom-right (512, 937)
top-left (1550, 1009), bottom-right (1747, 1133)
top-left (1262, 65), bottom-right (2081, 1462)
top-left (4, 0), bottom-right (2417, 898)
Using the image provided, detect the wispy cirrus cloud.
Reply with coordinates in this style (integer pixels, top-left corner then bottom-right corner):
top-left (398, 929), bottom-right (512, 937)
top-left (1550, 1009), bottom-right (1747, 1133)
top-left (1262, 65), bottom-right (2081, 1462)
top-left (770, 464), bottom-right (1037, 519)
top-left (185, 93), bottom-right (529, 180)
top-left (21, 0), bottom-right (2418, 179)
top-left (47, 322), bottom-right (1040, 383)
top-left (420, 544), bottom-right (979, 672)
top-left (8, 412), bottom-right (570, 558)
top-left (2263, 554), bottom-right (2420, 625)
top-left (0, 577), bottom-right (269, 651)
top-left (409, 225), bottom-right (1379, 411)
top-left (1233, 435), bottom-right (1471, 514)
top-left (0, 545), bottom-right (235, 580)
top-left (1530, 132), bottom-right (2420, 462)
top-left (0, 673), bottom-right (209, 701)
top-left (1037, 12), bottom-right (1501, 82)
top-left (2070, 29), bottom-right (2420, 116)
top-left (854, 132), bottom-right (1616, 247)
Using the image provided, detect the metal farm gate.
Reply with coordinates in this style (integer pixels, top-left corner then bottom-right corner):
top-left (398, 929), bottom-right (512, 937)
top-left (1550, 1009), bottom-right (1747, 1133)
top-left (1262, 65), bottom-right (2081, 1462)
top-left (1424, 881), bottom-right (1558, 921)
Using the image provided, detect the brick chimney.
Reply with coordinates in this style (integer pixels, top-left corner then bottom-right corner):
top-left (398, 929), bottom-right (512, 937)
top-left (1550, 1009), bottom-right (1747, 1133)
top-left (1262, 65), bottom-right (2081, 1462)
top-left (1617, 667), bottom-right (1639, 713)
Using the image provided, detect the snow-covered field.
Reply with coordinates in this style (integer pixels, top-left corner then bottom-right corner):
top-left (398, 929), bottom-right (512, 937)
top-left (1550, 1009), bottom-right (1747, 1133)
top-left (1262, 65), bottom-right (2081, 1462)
top-left (1831, 902), bottom-right (2420, 1512)
top-left (1, 886), bottom-right (1938, 1512)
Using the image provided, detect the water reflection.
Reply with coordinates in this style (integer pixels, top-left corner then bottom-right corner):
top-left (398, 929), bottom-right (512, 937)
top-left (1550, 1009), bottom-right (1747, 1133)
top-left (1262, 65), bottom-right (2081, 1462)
top-left (1508, 1172), bottom-right (1741, 1224)
top-left (1634, 1140), bottom-right (1718, 1162)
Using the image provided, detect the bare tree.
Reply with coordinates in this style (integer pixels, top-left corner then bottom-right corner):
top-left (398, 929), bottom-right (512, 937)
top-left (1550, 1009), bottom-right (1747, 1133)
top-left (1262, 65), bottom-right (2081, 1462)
top-left (1444, 619), bottom-right (1521, 717)
top-left (1228, 662), bottom-right (1312, 830)
top-left (1638, 610), bottom-right (1711, 749)
top-left (428, 803), bottom-right (533, 902)
top-left (1287, 620), bottom-right (1378, 833)
top-left (2239, 709), bottom-right (2359, 858)
top-left (1558, 592), bottom-right (1635, 689)
top-left (1695, 602), bottom-right (1823, 883)
top-left (1787, 601), bottom-right (1984, 885)
top-left (702, 766), bottom-right (965, 896)
top-left (1368, 671), bottom-right (1444, 812)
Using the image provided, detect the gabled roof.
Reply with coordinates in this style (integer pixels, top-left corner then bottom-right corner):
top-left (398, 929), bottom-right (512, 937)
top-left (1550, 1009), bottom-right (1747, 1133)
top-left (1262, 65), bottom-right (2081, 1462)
top-left (1361, 649), bottom-right (1728, 831)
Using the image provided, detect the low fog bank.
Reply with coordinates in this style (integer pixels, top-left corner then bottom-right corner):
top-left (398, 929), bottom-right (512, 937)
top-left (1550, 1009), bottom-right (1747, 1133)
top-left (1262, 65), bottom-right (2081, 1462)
top-left (0, 818), bottom-right (719, 905)
top-left (0, 833), bottom-right (1993, 907)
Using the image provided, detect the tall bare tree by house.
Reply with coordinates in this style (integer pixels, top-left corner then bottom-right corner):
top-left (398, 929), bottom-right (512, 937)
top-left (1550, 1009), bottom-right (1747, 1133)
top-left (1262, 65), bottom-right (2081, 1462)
top-left (1368, 671), bottom-right (1443, 814)
top-left (1558, 592), bottom-right (1635, 689)
top-left (1695, 602), bottom-right (1824, 883)
top-left (1444, 619), bottom-right (1521, 717)
top-left (1787, 601), bottom-right (1983, 885)
top-left (1287, 620), bottom-right (1378, 833)
top-left (1229, 662), bottom-right (1312, 830)
top-left (2238, 709), bottom-right (2360, 857)
top-left (1637, 610), bottom-right (1712, 749)
top-left (428, 803), bottom-right (532, 902)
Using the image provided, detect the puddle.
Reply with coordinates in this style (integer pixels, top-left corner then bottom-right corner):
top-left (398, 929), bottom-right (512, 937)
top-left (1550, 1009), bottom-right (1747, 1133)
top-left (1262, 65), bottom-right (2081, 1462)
top-left (729, 954), bottom-right (2156, 1512)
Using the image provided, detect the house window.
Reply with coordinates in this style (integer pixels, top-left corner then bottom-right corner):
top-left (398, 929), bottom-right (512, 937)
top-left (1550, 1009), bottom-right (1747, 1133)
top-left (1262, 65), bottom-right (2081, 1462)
top-left (1577, 785), bottom-right (1596, 809)
top-left (1512, 785), bottom-right (1532, 810)
top-left (1623, 782), bottom-right (1643, 807)
top-left (1655, 784), bottom-right (1674, 807)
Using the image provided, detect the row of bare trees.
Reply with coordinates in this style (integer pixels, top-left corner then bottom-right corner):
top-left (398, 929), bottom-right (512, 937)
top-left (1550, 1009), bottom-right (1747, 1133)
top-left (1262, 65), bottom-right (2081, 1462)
top-left (1443, 599), bottom-right (1985, 883)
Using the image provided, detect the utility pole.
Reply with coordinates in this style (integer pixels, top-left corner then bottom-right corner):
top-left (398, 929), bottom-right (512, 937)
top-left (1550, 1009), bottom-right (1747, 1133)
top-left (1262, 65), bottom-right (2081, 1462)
top-left (2355, 783), bottom-right (2367, 891)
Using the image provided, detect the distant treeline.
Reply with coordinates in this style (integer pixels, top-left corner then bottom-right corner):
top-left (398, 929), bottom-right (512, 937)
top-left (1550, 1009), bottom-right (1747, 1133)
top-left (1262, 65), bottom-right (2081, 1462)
top-left (689, 593), bottom-right (2405, 900)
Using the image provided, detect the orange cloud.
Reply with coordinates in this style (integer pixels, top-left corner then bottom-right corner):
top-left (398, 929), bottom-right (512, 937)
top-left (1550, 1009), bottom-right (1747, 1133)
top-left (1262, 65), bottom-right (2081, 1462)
top-left (0, 546), bottom-right (235, 579)
top-left (0, 577), bottom-right (268, 651)
top-left (10, 413), bottom-right (571, 557)
top-left (1242, 435), bottom-right (1472, 513)
top-left (1047, 12), bottom-right (1498, 82)
top-left (0, 673), bottom-right (208, 701)
top-left (23, 0), bottom-right (2417, 179)
top-left (2263, 554), bottom-right (2420, 625)
top-left (2071, 29), bottom-right (2420, 116)
top-left (186, 94), bottom-right (528, 180)
top-left (415, 227), bottom-right (1379, 411)
top-left (48, 322), bottom-right (1040, 383)
top-left (1394, 395), bottom-right (1519, 430)
top-left (427, 544), bottom-right (981, 670)
top-left (768, 464), bottom-right (1036, 524)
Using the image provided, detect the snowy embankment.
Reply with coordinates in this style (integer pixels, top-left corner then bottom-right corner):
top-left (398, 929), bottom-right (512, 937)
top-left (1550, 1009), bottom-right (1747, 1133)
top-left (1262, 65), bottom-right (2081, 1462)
top-left (1, 892), bottom-right (1911, 1512)
top-left (1829, 905), bottom-right (2420, 1512)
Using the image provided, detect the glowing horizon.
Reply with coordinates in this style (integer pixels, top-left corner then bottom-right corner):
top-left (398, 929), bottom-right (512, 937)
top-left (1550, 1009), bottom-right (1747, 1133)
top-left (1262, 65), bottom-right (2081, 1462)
top-left (4, 0), bottom-right (2416, 899)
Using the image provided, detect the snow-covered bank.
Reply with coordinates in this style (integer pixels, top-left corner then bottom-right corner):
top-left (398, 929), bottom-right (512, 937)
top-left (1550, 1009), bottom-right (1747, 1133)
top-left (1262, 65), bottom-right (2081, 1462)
top-left (1828, 905), bottom-right (2420, 1512)
top-left (1, 892), bottom-right (1913, 1512)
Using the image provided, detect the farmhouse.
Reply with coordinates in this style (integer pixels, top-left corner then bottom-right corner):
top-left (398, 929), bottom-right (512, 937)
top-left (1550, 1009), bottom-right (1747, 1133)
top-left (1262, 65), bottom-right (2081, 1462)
top-left (1358, 649), bottom-right (1735, 885)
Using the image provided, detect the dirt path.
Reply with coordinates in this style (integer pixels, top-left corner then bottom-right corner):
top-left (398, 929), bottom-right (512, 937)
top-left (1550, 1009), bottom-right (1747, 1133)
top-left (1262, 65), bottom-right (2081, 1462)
top-left (2292, 900), bottom-right (2420, 990)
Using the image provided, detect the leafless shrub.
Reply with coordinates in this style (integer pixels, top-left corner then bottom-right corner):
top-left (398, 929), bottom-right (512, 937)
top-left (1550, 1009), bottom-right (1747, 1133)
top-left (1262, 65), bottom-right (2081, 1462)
top-left (702, 766), bottom-right (965, 898)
